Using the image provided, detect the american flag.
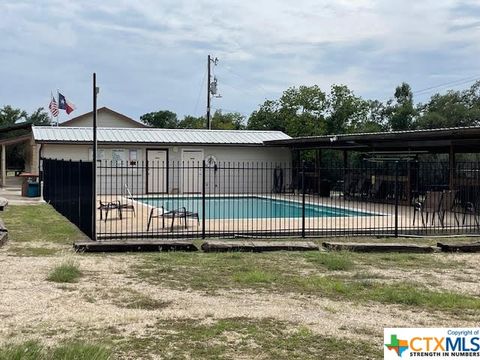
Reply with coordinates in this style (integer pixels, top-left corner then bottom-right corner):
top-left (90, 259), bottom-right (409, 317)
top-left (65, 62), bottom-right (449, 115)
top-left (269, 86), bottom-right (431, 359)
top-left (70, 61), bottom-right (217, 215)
top-left (49, 95), bottom-right (59, 117)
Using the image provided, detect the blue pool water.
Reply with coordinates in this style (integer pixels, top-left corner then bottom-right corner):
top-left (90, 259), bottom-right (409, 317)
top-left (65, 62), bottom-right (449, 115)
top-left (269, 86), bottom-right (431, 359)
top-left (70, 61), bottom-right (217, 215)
top-left (136, 196), bottom-right (374, 220)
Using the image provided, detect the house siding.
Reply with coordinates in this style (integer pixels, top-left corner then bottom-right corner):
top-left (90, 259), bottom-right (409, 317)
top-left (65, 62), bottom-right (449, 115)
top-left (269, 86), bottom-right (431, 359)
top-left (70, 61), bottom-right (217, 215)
top-left (61, 110), bottom-right (145, 128)
top-left (41, 144), bottom-right (292, 195)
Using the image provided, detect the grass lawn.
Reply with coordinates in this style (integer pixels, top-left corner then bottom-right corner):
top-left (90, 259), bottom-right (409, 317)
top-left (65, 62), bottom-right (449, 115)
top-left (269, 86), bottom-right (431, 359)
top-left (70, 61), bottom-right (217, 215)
top-left (1, 204), bottom-right (479, 359)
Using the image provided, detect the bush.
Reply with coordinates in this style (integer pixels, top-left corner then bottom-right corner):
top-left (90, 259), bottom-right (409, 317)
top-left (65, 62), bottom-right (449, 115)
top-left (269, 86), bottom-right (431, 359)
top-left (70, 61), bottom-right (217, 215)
top-left (47, 259), bottom-right (81, 283)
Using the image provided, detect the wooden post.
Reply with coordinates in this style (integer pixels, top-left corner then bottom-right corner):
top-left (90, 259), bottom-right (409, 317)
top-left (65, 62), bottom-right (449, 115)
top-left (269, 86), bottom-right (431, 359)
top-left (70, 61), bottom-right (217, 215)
top-left (449, 145), bottom-right (455, 189)
top-left (1, 145), bottom-right (6, 187)
top-left (406, 160), bottom-right (411, 205)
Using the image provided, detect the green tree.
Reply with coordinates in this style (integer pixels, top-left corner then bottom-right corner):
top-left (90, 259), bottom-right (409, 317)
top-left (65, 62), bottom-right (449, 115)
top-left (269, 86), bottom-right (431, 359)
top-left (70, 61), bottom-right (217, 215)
top-left (247, 100), bottom-right (284, 132)
top-left (280, 85), bottom-right (327, 137)
top-left (325, 85), bottom-right (371, 134)
top-left (140, 110), bottom-right (178, 128)
top-left (0, 105), bottom-right (27, 127)
top-left (385, 82), bottom-right (417, 131)
top-left (178, 115), bottom-right (205, 129)
top-left (27, 107), bottom-right (51, 125)
top-left (211, 110), bottom-right (245, 130)
top-left (352, 100), bottom-right (388, 133)
top-left (416, 81), bottom-right (480, 129)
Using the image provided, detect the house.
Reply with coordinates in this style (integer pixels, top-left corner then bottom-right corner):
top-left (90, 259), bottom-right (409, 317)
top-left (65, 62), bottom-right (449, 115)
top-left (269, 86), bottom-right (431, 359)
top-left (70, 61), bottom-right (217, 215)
top-left (33, 126), bottom-right (292, 194)
top-left (60, 107), bottom-right (148, 128)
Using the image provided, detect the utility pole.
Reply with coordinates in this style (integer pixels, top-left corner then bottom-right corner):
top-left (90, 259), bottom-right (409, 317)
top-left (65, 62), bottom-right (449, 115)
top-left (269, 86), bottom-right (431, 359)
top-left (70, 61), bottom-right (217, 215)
top-left (206, 55), bottom-right (220, 130)
top-left (207, 55), bottom-right (211, 130)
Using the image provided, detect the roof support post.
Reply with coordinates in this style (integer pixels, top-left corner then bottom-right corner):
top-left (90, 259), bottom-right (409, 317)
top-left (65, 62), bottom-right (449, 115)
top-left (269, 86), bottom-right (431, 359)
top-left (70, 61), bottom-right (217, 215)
top-left (449, 144), bottom-right (455, 189)
top-left (315, 149), bottom-right (322, 194)
top-left (1, 145), bottom-right (5, 187)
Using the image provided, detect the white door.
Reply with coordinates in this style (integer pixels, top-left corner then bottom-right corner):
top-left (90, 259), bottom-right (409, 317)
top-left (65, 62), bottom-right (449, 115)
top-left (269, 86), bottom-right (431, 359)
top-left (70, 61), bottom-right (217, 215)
top-left (182, 149), bottom-right (203, 193)
top-left (147, 150), bottom-right (167, 193)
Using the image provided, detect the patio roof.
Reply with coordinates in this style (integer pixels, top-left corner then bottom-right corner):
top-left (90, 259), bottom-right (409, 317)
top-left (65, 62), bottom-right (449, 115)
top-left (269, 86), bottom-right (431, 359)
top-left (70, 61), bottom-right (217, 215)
top-left (264, 125), bottom-right (480, 153)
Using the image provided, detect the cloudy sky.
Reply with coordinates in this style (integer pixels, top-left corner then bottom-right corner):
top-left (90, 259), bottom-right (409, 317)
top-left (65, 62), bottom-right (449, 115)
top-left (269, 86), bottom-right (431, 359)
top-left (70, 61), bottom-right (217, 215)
top-left (1, 0), bottom-right (480, 123)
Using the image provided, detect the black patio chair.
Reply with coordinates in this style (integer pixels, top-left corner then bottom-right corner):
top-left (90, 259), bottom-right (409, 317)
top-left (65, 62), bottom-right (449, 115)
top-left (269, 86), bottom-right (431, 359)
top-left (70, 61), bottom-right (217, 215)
top-left (98, 200), bottom-right (121, 222)
top-left (413, 191), bottom-right (443, 227)
top-left (458, 196), bottom-right (480, 228)
top-left (439, 190), bottom-right (459, 228)
top-left (369, 180), bottom-right (386, 200)
top-left (147, 206), bottom-right (200, 232)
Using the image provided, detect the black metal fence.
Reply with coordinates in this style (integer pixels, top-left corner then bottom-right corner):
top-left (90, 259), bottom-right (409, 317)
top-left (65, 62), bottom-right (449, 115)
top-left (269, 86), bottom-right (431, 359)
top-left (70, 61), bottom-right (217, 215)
top-left (42, 158), bottom-right (93, 238)
top-left (41, 157), bottom-right (480, 240)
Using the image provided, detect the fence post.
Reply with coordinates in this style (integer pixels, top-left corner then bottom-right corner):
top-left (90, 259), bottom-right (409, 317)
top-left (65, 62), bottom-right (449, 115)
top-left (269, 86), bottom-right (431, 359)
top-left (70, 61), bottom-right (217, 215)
top-left (202, 160), bottom-right (206, 239)
top-left (394, 160), bottom-right (399, 238)
top-left (301, 160), bottom-right (306, 238)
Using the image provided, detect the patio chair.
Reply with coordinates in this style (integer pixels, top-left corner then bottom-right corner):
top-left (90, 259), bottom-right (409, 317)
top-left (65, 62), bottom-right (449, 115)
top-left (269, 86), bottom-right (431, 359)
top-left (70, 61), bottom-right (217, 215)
top-left (118, 184), bottom-right (135, 217)
top-left (369, 180), bottom-right (386, 200)
top-left (356, 178), bottom-right (371, 199)
top-left (343, 177), bottom-right (358, 199)
top-left (458, 195), bottom-right (480, 228)
top-left (147, 206), bottom-right (200, 232)
top-left (412, 191), bottom-right (443, 227)
top-left (439, 190), bottom-right (459, 228)
top-left (98, 200), bottom-right (121, 222)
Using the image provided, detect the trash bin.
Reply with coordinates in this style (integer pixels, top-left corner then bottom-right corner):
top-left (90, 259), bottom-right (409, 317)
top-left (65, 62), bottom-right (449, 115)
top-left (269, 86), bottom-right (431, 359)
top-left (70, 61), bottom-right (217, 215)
top-left (27, 181), bottom-right (40, 197)
top-left (19, 173), bottom-right (39, 197)
top-left (319, 179), bottom-right (331, 197)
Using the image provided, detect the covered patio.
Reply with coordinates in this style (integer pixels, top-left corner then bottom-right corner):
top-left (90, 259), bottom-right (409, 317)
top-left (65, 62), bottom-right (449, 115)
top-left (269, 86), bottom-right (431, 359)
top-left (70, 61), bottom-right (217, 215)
top-left (0, 123), bottom-right (38, 189)
top-left (266, 126), bottom-right (480, 205)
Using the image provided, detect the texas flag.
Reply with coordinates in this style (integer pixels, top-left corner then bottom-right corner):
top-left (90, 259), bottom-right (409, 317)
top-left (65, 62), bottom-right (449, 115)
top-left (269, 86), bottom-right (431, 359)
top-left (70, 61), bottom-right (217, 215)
top-left (58, 92), bottom-right (76, 114)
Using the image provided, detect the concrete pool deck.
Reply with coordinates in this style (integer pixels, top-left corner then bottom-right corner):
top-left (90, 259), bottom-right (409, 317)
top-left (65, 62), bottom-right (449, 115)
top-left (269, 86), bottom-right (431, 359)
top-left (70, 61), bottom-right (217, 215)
top-left (95, 193), bottom-right (480, 239)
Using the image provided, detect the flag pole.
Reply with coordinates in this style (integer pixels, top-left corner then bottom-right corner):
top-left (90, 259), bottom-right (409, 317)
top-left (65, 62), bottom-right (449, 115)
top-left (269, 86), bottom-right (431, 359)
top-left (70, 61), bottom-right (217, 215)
top-left (49, 91), bottom-right (54, 124)
top-left (56, 90), bottom-right (60, 126)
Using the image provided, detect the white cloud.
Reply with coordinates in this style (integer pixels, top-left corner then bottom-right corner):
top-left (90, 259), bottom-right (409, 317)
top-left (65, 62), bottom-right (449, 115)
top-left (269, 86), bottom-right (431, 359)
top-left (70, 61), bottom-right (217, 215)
top-left (1, 0), bottom-right (480, 118)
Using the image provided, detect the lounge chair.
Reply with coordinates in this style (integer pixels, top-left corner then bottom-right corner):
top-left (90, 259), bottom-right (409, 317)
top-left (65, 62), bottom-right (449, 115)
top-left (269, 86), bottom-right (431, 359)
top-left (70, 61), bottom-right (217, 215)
top-left (118, 184), bottom-right (135, 217)
top-left (413, 191), bottom-right (443, 227)
top-left (147, 206), bottom-right (200, 232)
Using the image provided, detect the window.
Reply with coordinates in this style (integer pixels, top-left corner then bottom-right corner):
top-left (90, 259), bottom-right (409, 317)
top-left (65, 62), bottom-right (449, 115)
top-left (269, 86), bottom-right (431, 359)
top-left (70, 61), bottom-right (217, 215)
top-left (88, 148), bottom-right (105, 161)
top-left (111, 149), bottom-right (126, 163)
top-left (129, 149), bottom-right (138, 165)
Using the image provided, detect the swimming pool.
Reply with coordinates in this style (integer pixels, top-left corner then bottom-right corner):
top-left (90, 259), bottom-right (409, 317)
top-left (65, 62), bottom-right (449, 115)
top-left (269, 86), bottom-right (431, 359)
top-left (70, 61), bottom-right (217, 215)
top-left (136, 196), bottom-right (374, 220)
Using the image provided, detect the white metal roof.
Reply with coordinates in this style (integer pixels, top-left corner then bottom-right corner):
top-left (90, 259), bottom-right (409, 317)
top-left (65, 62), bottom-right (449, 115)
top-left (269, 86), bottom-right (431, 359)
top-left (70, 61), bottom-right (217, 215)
top-left (32, 126), bottom-right (291, 145)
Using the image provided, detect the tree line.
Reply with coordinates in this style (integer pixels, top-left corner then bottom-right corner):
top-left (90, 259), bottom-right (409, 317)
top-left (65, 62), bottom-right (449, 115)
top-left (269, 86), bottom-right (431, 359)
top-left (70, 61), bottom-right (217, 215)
top-left (1, 81), bottom-right (479, 135)
top-left (141, 81), bottom-right (480, 137)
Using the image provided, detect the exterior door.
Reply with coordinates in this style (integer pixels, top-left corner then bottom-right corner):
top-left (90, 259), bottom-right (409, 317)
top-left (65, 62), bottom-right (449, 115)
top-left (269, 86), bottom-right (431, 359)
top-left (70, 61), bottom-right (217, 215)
top-left (182, 149), bottom-right (203, 193)
top-left (147, 149), bottom-right (167, 193)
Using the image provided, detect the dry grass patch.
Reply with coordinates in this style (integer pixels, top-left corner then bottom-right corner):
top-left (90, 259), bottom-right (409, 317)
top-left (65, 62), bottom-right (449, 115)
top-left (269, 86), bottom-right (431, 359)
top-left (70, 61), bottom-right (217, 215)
top-left (112, 317), bottom-right (382, 359)
top-left (101, 287), bottom-right (171, 310)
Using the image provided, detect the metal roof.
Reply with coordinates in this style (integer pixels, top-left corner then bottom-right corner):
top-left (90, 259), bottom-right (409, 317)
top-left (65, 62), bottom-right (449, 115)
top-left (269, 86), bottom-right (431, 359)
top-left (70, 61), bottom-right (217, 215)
top-left (265, 125), bottom-right (480, 146)
top-left (264, 125), bottom-right (480, 153)
top-left (32, 126), bottom-right (291, 145)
